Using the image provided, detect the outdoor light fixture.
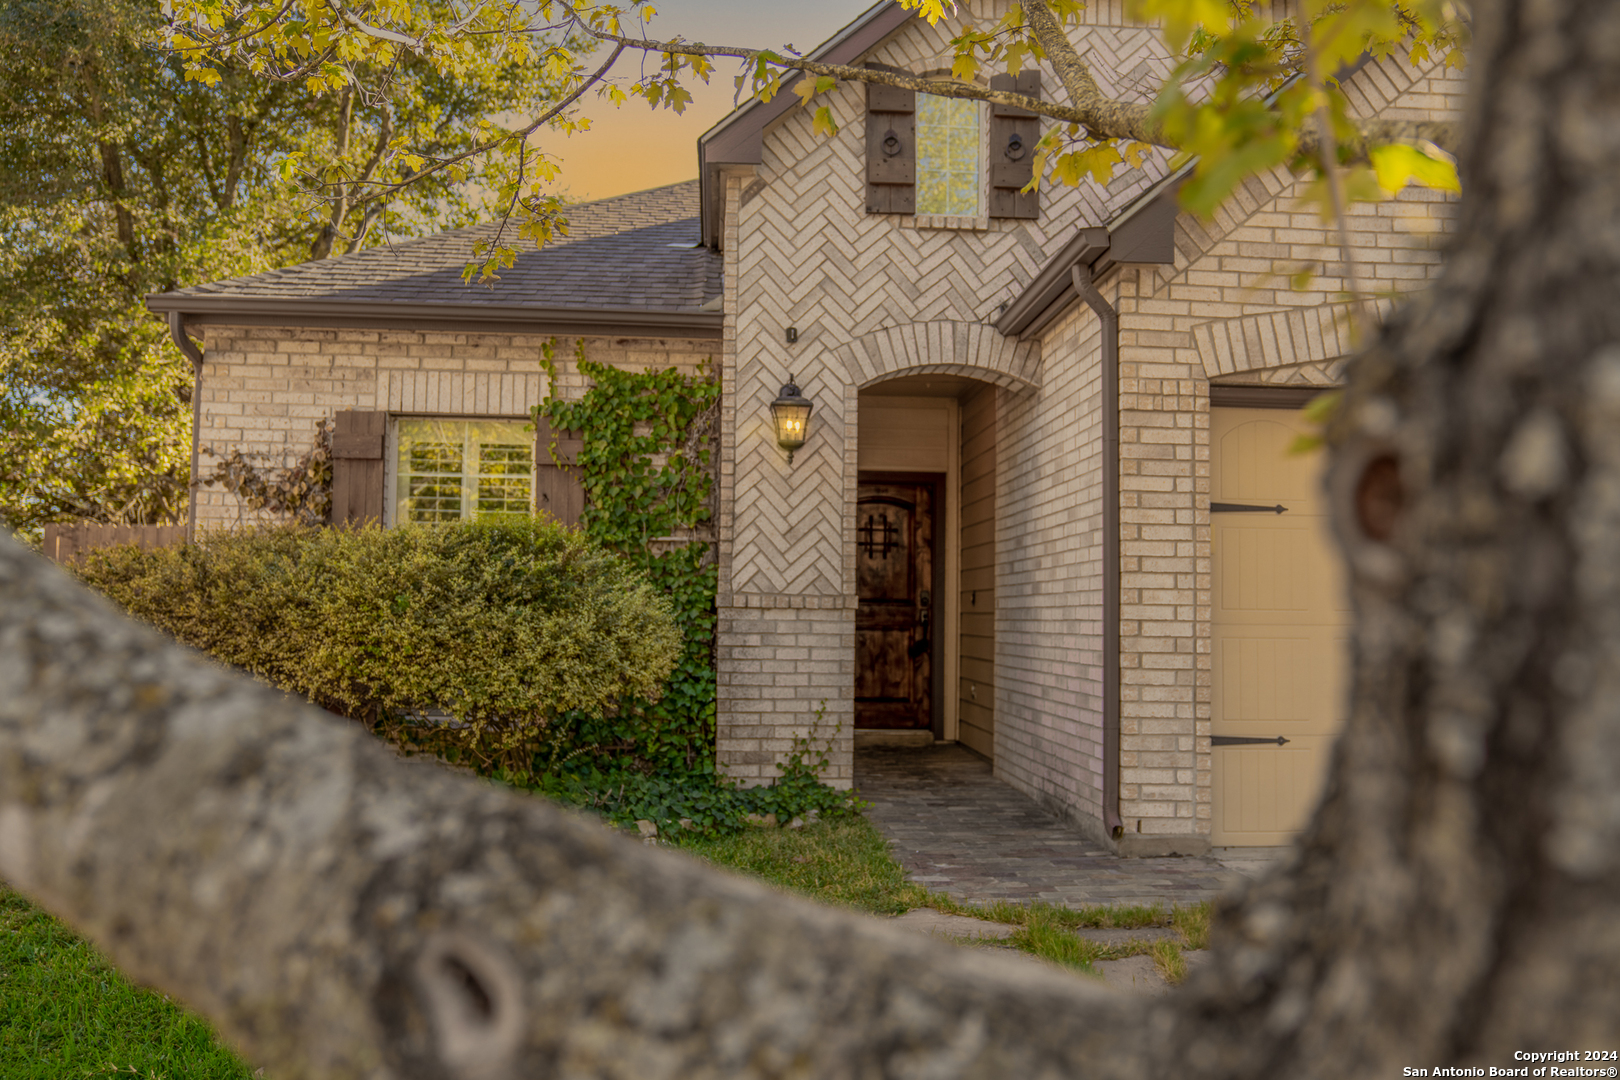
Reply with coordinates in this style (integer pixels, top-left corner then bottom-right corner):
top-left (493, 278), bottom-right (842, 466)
top-left (770, 376), bottom-right (813, 464)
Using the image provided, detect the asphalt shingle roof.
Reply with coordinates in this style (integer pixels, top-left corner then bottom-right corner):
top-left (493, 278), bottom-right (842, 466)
top-left (157, 181), bottom-right (719, 313)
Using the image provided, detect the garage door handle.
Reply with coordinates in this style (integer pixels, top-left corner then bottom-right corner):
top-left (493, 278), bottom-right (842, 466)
top-left (1212, 735), bottom-right (1291, 747)
top-left (1211, 502), bottom-right (1289, 513)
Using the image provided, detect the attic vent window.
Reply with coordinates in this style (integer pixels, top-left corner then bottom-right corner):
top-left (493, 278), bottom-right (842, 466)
top-left (916, 96), bottom-right (979, 216)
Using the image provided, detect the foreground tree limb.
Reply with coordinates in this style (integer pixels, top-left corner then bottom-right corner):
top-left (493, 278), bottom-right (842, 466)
top-left (581, 23), bottom-right (1460, 158)
top-left (0, 538), bottom-right (1153, 1078)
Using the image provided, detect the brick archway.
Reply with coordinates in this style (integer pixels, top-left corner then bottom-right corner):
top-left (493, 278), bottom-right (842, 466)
top-left (831, 320), bottom-right (1041, 393)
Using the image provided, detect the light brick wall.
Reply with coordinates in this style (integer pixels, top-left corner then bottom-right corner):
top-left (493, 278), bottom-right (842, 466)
top-left (717, 0), bottom-right (1180, 786)
top-left (717, 603), bottom-right (856, 789)
top-left (194, 326), bottom-right (714, 527)
top-left (713, 5), bottom-right (1464, 824)
top-left (1022, 52), bottom-right (1468, 844)
top-left (996, 304), bottom-right (1108, 828)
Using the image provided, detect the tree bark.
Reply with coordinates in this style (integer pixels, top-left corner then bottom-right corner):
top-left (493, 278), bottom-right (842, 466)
top-left (3, 0), bottom-right (1619, 1075)
top-left (0, 540), bottom-right (1152, 1079)
top-left (1144, 0), bottom-right (1620, 1071)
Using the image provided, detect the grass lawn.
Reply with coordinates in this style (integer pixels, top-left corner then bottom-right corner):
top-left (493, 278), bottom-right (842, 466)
top-left (0, 883), bottom-right (253, 1080)
top-left (679, 816), bottom-right (1213, 982)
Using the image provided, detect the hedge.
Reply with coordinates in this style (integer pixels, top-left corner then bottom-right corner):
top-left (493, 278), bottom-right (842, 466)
top-left (74, 519), bottom-right (681, 770)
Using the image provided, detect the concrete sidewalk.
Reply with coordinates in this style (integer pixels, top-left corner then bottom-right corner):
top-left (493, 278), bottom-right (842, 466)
top-left (856, 744), bottom-right (1288, 909)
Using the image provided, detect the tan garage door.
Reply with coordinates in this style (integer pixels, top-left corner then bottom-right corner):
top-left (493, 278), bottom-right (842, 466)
top-left (1210, 406), bottom-right (1349, 846)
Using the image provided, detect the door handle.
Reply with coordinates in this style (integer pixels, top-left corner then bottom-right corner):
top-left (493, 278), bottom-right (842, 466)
top-left (910, 589), bottom-right (932, 659)
top-left (1211, 735), bottom-right (1291, 746)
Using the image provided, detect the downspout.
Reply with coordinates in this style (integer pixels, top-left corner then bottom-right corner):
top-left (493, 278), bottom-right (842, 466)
top-left (168, 311), bottom-right (205, 543)
top-left (1070, 264), bottom-right (1124, 839)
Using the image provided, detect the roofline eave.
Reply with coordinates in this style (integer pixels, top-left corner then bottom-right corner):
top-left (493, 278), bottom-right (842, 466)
top-left (146, 294), bottom-right (725, 340)
top-left (698, 1), bottom-right (913, 247)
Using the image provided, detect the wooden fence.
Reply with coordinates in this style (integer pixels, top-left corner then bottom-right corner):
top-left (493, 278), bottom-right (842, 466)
top-left (42, 523), bottom-right (187, 565)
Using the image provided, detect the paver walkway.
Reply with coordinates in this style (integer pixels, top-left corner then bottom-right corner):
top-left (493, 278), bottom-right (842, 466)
top-left (856, 744), bottom-right (1287, 908)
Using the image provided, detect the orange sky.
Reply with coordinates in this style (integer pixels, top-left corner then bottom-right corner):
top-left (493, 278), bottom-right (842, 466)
top-left (533, 2), bottom-right (877, 201)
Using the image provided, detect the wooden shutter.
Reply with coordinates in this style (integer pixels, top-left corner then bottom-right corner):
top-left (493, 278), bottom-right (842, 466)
top-left (533, 416), bottom-right (586, 527)
top-left (989, 71), bottom-right (1041, 220)
top-left (330, 410), bottom-right (386, 526)
top-left (866, 73), bottom-right (916, 215)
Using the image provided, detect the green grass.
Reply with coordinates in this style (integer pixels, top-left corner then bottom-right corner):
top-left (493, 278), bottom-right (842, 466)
top-left (0, 883), bottom-right (253, 1080)
top-left (678, 816), bottom-right (936, 915)
top-left (680, 817), bottom-right (1214, 983)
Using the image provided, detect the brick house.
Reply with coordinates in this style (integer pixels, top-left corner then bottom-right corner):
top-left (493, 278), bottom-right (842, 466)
top-left (147, 0), bottom-right (1463, 854)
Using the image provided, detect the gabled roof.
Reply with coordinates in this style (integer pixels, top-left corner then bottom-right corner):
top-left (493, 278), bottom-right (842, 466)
top-left (697, 1), bottom-right (911, 246)
top-left (148, 181), bottom-right (723, 338)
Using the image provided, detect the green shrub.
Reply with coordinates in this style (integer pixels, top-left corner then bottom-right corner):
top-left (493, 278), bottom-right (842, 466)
top-left (524, 712), bottom-right (864, 839)
top-left (74, 519), bottom-right (681, 770)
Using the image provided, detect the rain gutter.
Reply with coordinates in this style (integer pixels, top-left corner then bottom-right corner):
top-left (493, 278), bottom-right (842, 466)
top-left (167, 311), bottom-right (205, 543)
top-left (146, 295), bottom-right (724, 340)
top-left (1068, 265), bottom-right (1124, 838)
top-left (993, 183), bottom-right (1182, 841)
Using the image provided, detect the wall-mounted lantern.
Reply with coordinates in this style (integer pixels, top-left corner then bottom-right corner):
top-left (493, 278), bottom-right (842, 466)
top-left (770, 376), bottom-right (813, 464)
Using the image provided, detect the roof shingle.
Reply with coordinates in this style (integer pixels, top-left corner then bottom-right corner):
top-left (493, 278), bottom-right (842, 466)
top-left (153, 181), bottom-right (719, 314)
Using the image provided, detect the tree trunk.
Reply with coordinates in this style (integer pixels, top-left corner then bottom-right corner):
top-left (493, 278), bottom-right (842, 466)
top-left (1144, 0), bottom-right (1620, 1070)
top-left (2, 0), bottom-right (1618, 1076)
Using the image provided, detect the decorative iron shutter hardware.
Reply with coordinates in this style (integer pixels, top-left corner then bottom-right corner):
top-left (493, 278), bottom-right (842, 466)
top-left (882, 130), bottom-right (902, 157)
top-left (1006, 133), bottom-right (1025, 160)
top-left (1212, 735), bottom-right (1292, 746)
top-left (1211, 502), bottom-right (1289, 513)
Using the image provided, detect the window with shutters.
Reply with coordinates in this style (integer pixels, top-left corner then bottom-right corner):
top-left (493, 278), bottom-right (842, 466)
top-left (915, 96), bottom-right (980, 216)
top-left (393, 418), bottom-right (534, 524)
top-left (865, 70), bottom-right (1041, 222)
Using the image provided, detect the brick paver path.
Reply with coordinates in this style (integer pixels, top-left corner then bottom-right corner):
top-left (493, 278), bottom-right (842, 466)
top-left (856, 744), bottom-right (1278, 908)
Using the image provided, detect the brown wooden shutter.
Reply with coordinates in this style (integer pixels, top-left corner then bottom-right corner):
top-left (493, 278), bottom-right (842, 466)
top-left (330, 410), bottom-right (386, 526)
top-left (866, 73), bottom-right (916, 215)
top-left (989, 71), bottom-right (1041, 220)
top-left (533, 416), bottom-right (586, 527)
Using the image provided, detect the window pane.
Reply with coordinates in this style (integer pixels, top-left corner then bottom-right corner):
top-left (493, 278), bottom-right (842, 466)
top-left (916, 96), bottom-right (979, 216)
top-left (398, 422), bottom-right (464, 523)
top-left (475, 442), bottom-right (534, 522)
top-left (396, 418), bottom-right (533, 524)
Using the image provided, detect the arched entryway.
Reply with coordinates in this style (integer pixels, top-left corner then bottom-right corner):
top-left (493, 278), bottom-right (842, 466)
top-left (853, 372), bottom-right (1000, 761)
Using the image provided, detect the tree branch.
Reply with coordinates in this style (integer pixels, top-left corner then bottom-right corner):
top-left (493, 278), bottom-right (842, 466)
top-left (334, 40), bottom-right (624, 208)
top-left (0, 537), bottom-right (1158, 1079)
top-left (583, 24), bottom-right (1460, 157)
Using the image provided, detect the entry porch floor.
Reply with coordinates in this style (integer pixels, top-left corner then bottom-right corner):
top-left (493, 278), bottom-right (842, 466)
top-left (855, 743), bottom-right (1287, 908)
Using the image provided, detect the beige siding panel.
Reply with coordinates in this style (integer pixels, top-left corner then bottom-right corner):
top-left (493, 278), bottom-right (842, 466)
top-left (858, 400), bottom-right (951, 472)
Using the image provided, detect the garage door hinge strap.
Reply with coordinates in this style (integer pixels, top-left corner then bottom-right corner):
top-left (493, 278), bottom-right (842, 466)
top-left (1211, 502), bottom-right (1289, 513)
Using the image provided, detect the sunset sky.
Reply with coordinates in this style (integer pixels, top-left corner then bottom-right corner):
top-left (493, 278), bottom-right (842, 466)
top-left (534, 2), bottom-right (878, 201)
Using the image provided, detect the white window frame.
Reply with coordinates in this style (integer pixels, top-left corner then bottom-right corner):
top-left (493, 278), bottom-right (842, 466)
top-left (386, 416), bottom-right (536, 526)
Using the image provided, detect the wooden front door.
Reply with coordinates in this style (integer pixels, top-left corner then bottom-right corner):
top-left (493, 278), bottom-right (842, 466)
top-left (1210, 407), bottom-right (1351, 845)
top-left (855, 480), bottom-right (935, 729)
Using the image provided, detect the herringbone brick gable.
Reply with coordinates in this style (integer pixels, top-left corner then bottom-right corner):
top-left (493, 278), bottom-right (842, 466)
top-left (726, 1), bottom-right (1179, 602)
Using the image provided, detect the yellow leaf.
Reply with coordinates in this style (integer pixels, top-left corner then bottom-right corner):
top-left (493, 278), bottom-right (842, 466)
top-left (1301, 388), bottom-right (1342, 426)
top-left (898, 0), bottom-right (954, 26)
top-left (1370, 143), bottom-right (1461, 195)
